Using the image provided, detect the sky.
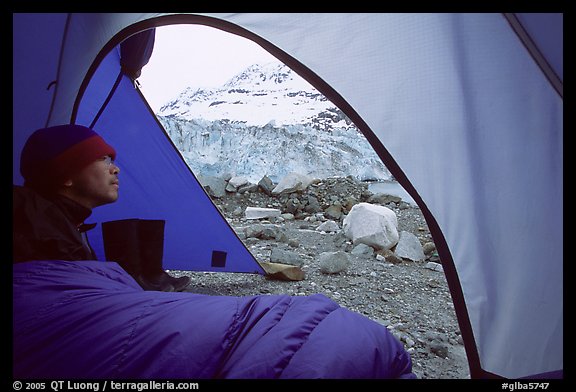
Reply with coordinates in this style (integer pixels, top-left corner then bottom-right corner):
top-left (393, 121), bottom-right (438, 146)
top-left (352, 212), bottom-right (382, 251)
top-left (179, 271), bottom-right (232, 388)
top-left (138, 24), bottom-right (279, 112)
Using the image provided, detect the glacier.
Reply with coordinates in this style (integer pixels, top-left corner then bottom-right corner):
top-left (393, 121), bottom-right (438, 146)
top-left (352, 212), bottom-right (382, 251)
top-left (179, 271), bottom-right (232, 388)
top-left (156, 62), bottom-right (392, 184)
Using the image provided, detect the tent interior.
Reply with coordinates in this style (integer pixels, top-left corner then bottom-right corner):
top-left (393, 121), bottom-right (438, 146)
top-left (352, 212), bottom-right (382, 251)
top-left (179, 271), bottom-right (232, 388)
top-left (12, 13), bottom-right (562, 379)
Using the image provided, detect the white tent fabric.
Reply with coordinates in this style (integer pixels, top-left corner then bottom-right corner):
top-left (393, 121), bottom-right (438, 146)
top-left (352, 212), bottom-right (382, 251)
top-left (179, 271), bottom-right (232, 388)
top-left (13, 13), bottom-right (562, 379)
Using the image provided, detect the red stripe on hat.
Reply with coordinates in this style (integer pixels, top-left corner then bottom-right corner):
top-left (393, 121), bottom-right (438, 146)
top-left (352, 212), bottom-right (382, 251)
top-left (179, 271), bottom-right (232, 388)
top-left (49, 135), bottom-right (116, 180)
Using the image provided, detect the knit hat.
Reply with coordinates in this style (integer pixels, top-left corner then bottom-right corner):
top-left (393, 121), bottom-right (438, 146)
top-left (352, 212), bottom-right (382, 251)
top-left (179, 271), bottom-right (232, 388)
top-left (20, 124), bottom-right (116, 185)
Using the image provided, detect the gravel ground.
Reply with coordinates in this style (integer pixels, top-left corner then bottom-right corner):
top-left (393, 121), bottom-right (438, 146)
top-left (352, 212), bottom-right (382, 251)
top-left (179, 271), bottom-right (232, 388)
top-left (170, 177), bottom-right (470, 379)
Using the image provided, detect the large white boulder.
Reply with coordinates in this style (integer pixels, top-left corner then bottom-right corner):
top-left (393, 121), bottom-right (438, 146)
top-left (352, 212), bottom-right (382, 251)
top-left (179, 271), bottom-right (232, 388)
top-left (343, 202), bottom-right (399, 250)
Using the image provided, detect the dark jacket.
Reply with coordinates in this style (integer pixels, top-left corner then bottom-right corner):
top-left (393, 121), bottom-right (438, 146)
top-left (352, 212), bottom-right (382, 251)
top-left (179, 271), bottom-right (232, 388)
top-left (13, 185), bottom-right (97, 263)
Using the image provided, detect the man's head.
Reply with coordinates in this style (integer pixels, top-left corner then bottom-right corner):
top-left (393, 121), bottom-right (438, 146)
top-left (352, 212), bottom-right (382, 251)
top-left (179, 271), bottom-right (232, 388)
top-left (20, 124), bottom-right (120, 209)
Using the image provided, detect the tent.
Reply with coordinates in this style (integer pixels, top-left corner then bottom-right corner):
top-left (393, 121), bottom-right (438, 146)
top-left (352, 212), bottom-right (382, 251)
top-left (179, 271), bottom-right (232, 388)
top-left (12, 13), bottom-right (562, 379)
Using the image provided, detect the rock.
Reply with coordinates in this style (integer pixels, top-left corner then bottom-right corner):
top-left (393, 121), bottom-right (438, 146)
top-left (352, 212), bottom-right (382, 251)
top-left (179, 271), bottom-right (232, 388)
top-left (376, 248), bottom-right (403, 264)
top-left (284, 197), bottom-right (301, 214)
top-left (272, 172), bottom-right (314, 195)
top-left (244, 224), bottom-right (264, 239)
top-left (270, 247), bottom-right (304, 267)
top-left (342, 202), bottom-right (399, 250)
top-left (423, 242), bottom-right (436, 255)
top-left (259, 261), bottom-right (305, 281)
top-left (197, 175), bottom-right (227, 198)
top-left (342, 196), bottom-right (359, 212)
top-left (425, 261), bottom-right (443, 272)
top-left (316, 220), bottom-right (340, 233)
top-left (226, 176), bottom-right (250, 192)
top-left (228, 176), bottom-right (249, 188)
top-left (287, 238), bottom-right (299, 248)
top-left (280, 213), bottom-right (295, 221)
top-left (237, 182), bottom-right (257, 194)
top-left (258, 175), bottom-right (275, 195)
top-left (304, 195), bottom-right (322, 213)
top-left (367, 193), bottom-right (402, 205)
top-left (318, 251), bottom-right (350, 274)
top-left (402, 335), bottom-right (416, 348)
top-left (429, 341), bottom-right (449, 358)
top-left (245, 207), bottom-right (281, 220)
top-left (244, 224), bottom-right (281, 240)
top-left (351, 243), bottom-right (374, 257)
top-left (394, 231), bottom-right (425, 261)
top-left (324, 204), bottom-right (342, 220)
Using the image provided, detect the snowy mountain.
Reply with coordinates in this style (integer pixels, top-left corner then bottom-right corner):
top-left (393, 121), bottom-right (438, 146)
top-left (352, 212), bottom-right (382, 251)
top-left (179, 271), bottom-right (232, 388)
top-left (157, 62), bottom-right (391, 183)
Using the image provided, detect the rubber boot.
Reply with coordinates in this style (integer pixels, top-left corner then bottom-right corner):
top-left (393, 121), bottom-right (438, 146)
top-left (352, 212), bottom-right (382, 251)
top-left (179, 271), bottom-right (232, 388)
top-left (137, 219), bottom-right (191, 292)
top-left (102, 219), bottom-right (174, 292)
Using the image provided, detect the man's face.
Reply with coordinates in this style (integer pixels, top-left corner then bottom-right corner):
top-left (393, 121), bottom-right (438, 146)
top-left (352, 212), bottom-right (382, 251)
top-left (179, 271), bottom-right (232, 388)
top-left (65, 156), bottom-right (120, 209)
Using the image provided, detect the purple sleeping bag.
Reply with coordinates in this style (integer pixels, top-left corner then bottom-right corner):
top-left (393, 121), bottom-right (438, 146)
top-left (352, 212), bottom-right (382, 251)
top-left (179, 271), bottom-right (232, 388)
top-left (13, 260), bottom-right (416, 379)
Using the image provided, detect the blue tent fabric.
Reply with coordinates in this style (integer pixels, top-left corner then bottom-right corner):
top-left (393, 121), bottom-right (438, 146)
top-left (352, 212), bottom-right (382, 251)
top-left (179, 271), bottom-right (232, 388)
top-left (13, 260), bottom-right (416, 379)
top-left (76, 46), bottom-right (263, 274)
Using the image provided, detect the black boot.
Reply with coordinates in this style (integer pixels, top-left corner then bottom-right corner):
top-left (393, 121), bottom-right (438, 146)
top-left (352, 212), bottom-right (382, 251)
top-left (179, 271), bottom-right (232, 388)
top-left (137, 219), bottom-right (191, 292)
top-left (101, 219), bottom-right (174, 292)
